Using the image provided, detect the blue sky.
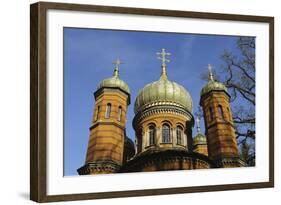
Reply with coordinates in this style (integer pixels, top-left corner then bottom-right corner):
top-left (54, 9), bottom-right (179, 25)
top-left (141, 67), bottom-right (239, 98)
top-left (63, 27), bottom-right (242, 176)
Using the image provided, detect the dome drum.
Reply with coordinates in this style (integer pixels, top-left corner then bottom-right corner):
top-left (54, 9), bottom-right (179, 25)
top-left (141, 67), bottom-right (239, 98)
top-left (133, 110), bottom-right (193, 154)
top-left (132, 104), bottom-right (194, 131)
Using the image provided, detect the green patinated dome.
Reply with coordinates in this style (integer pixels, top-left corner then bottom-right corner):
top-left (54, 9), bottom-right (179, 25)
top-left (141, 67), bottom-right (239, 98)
top-left (97, 63), bottom-right (130, 94)
top-left (98, 75), bottom-right (130, 94)
top-left (200, 80), bottom-right (227, 97)
top-left (200, 65), bottom-right (228, 97)
top-left (193, 133), bottom-right (207, 146)
top-left (134, 69), bottom-right (192, 114)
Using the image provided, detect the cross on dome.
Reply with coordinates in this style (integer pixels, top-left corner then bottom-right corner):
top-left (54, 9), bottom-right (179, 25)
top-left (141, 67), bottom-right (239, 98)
top-left (196, 115), bottom-right (201, 133)
top-left (157, 48), bottom-right (171, 67)
top-left (113, 58), bottom-right (123, 77)
top-left (157, 48), bottom-right (171, 80)
top-left (207, 64), bottom-right (214, 81)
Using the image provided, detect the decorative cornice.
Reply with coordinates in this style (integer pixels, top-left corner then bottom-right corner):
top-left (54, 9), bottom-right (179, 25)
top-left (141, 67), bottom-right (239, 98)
top-left (77, 160), bottom-right (121, 175)
top-left (200, 90), bottom-right (230, 106)
top-left (94, 87), bottom-right (130, 105)
top-left (133, 104), bottom-right (194, 129)
top-left (212, 157), bottom-right (246, 167)
top-left (90, 120), bottom-right (125, 130)
top-left (205, 120), bottom-right (235, 130)
top-left (136, 101), bottom-right (189, 115)
top-left (120, 149), bottom-right (213, 172)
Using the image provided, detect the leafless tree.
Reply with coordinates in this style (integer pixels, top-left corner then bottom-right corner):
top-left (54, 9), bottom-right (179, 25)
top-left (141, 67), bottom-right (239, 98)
top-left (221, 37), bottom-right (256, 165)
top-left (240, 140), bottom-right (255, 166)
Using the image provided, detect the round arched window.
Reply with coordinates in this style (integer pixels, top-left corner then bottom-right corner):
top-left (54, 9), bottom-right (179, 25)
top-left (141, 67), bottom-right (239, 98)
top-left (118, 106), bottom-right (122, 121)
top-left (162, 124), bottom-right (171, 143)
top-left (105, 103), bottom-right (111, 118)
top-left (176, 126), bottom-right (183, 145)
top-left (148, 125), bottom-right (156, 145)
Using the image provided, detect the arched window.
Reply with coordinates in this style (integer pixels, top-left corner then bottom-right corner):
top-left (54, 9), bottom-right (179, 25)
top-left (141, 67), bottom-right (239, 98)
top-left (118, 106), bottom-right (122, 121)
top-left (162, 124), bottom-right (171, 143)
top-left (95, 106), bottom-right (100, 121)
top-left (148, 125), bottom-right (156, 146)
top-left (227, 107), bottom-right (231, 121)
top-left (105, 103), bottom-right (111, 118)
top-left (176, 126), bottom-right (183, 145)
top-left (218, 105), bottom-right (224, 119)
top-left (209, 107), bottom-right (213, 121)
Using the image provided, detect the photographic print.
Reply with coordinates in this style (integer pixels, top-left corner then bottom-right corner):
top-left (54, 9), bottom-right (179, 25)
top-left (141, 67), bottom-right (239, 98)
top-left (63, 28), bottom-right (255, 176)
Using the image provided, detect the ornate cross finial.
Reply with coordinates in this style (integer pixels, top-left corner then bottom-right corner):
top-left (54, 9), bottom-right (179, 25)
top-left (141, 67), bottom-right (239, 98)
top-left (157, 48), bottom-right (171, 79)
top-left (196, 115), bottom-right (201, 133)
top-left (113, 58), bottom-right (122, 77)
top-left (157, 48), bottom-right (171, 67)
top-left (207, 64), bottom-right (214, 81)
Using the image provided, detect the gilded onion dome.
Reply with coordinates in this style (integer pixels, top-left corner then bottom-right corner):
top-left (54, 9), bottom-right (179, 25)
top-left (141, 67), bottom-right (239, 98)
top-left (200, 64), bottom-right (227, 97)
top-left (97, 59), bottom-right (130, 94)
top-left (134, 49), bottom-right (192, 114)
top-left (193, 116), bottom-right (207, 146)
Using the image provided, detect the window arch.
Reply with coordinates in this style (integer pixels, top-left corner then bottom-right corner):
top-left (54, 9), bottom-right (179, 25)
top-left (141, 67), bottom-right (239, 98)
top-left (162, 124), bottom-right (171, 143)
top-left (218, 105), bottom-right (224, 119)
top-left (227, 107), bottom-right (231, 121)
top-left (95, 105), bottom-right (100, 121)
top-left (105, 103), bottom-right (111, 118)
top-left (148, 125), bottom-right (156, 146)
top-left (118, 106), bottom-right (122, 121)
top-left (209, 107), bottom-right (213, 121)
top-left (176, 126), bottom-right (183, 145)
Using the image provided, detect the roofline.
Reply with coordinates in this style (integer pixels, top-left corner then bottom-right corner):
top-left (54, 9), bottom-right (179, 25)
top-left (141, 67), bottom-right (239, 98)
top-left (94, 86), bottom-right (131, 105)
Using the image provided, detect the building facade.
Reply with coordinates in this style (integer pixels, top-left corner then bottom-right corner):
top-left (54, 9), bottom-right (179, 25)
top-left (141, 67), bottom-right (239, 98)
top-left (78, 50), bottom-right (244, 175)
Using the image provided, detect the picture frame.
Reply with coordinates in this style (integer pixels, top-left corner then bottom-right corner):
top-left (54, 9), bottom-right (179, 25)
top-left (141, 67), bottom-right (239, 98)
top-left (30, 1), bottom-right (274, 202)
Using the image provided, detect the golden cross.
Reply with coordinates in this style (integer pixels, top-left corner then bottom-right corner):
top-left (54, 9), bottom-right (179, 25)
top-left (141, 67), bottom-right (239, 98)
top-left (113, 58), bottom-right (122, 70)
top-left (196, 115), bottom-right (201, 133)
top-left (113, 58), bottom-right (123, 77)
top-left (207, 63), bottom-right (214, 81)
top-left (157, 48), bottom-right (171, 67)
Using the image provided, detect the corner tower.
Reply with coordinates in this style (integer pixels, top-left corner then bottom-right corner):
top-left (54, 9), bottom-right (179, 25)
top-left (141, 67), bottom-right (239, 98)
top-left (200, 64), bottom-right (242, 168)
top-left (78, 59), bottom-right (130, 174)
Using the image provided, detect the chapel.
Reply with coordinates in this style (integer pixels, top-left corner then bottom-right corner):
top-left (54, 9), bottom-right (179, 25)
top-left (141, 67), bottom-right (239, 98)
top-left (77, 49), bottom-right (245, 175)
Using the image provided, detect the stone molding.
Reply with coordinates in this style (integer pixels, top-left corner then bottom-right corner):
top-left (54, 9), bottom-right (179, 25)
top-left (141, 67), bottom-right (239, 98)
top-left (133, 105), bottom-right (194, 129)
top-left (77, 160), bottom-right (121, 175)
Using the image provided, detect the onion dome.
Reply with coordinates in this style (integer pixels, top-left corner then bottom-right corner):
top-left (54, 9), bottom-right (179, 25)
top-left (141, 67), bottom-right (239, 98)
top-left (97, 58), bottom-right (130, 95)
top-left (193, 116), bottom-right (207, 146)
top-left (193, 133), bottom-right (207, 146)
top-left (134, 49), bottom-right (192, 114)
top-left (200, 64), bottom-right (227, 97)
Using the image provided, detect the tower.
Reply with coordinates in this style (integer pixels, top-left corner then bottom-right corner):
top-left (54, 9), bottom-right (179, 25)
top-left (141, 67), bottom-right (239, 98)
top-left (193, 116), bottom-right (208, 156)
top-left (200, 64), bottom-right (242, 168)
top-left (78, 59), bottom-right (130, 174)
